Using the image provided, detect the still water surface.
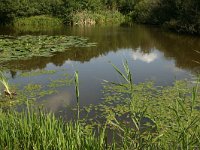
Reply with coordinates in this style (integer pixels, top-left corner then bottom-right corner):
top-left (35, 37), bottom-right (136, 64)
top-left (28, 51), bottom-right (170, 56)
top-left (0, 25), bottom-right (200, 114)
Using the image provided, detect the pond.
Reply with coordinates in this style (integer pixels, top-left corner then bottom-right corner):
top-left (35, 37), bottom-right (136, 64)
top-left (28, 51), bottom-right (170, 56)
top-left (0, 24), bottom-right (200, 115)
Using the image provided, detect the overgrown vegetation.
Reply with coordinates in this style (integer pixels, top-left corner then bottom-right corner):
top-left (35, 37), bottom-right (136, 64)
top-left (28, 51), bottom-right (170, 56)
top-left (0, 0), bottom-right (199, 34)
top-left (0, 105), bottom-right (109, 150)
top-left (72, 10), bottom-right (124, 26)
top-left (0, 61), bottom-right (200, 149)
top-left (14, 15), bottom-right (62, 27)
top-left (95, 61), bottom-right (200, 149)
top-left (131, 0), bottom-right (200, 34)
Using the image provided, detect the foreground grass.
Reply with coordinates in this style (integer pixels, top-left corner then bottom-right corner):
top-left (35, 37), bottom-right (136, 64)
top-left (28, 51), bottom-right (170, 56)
top-left (0, 106), bottom-right (108, 150)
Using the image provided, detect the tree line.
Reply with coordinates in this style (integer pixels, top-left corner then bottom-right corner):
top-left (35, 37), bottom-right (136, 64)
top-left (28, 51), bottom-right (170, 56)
top-left (0, 0), bottom-right (200, 34)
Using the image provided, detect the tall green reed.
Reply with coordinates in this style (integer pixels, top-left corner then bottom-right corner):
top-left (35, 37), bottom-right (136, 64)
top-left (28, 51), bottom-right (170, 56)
top-left (74, 71), bottom-right (80, 120)
top-left (107, 60), bottom-right (159, 149)
top-left (0, 105), bottom-right (110, 150)
top-left (0, 71), bottom-right (12, 98)
top-left (74, 71), bottom-right (109, 149)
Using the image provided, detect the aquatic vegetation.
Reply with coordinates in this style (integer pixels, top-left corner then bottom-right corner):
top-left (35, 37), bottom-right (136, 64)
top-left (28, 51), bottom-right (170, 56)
top-left (82, 61), bottom-right (200, 149)
top-left (0, 61), bottom-right (200, 149)
top-left (48, 77), bottom-right (72, 88)
top-left (20, 70), bottom-right (56, 77)
top-left (0, 68), bottom-right (73, 107)
top-left (104, 62), bottom-right (200, 149)
top-left (0, 71), bottom-right (109, 150)
top-left (0, 35), bottom-right (96, 63)
top-left (22, 78), bottom-right (72, 101)
top-left (21, 70), bottom-right (72, 101)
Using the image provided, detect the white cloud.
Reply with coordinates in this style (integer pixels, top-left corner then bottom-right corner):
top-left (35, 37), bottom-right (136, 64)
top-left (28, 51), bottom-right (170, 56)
top-left (132, 49), bottom-right (158, 63)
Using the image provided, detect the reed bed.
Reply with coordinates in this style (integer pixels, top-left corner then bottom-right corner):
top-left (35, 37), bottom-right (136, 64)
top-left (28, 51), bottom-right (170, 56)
top-left (72, 11), bottom-right (125, 26)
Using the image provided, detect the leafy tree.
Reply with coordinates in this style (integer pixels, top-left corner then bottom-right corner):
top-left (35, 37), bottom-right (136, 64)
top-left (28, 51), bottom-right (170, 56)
top-left (0, 0), bottom-right (17, 24)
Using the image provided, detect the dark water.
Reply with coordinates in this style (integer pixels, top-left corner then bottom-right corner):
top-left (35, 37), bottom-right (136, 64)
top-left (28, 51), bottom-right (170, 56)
top-left (0, 25), bottom-right (200, 114)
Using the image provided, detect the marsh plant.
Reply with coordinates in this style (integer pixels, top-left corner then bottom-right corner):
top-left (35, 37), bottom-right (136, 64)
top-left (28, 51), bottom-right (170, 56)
top-left (0, 62), bottom-right (200, 149)
top-left (0, 103), bottom-right (109, 150)
top-left (0, 71), bottom-right (109, 150)
top-left (93, 61), bottom-right (200, 149)
top-left (0, 71), bottom-right (14, 98)
top-left (72, 10), bottom-right (125, 26)
top-left (74, 71), bottom-right (80, 120)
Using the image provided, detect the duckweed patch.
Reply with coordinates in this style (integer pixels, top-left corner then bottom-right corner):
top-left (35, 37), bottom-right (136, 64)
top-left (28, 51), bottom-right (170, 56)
top-left (0, 35), bottom-right (96, 63)
top-left (20, 70), bottom-right (56, 77)
top-left (0, 69), bottom-right (73, 108)
top-left (48, 78), bottom-right (72, 88)
top-left (21, 76), bottom-right (72, 101)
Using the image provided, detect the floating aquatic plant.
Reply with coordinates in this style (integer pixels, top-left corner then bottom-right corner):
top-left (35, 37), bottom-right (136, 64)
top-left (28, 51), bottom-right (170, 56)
top-left (20, 70), bottom-right (56, 77)
top-left (0, 35), bottom-right (96, 63)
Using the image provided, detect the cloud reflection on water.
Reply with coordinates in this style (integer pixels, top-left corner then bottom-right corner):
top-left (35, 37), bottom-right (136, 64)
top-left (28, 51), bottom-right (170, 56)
top-left (132, 48), bottom-right (158, 63)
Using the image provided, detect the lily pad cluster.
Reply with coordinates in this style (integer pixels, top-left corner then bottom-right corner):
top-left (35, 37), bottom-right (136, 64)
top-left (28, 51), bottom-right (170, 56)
top-left (0, 35), bottom-right (96, 63)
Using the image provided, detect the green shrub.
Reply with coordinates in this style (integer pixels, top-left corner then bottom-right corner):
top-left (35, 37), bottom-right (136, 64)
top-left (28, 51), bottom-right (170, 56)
top-left (14, 15), bottom-right (62, 27)
top-left (132, 0), bottom-right (160, 24)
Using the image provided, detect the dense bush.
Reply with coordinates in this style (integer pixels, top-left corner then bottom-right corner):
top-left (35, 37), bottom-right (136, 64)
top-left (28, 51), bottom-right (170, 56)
top-left (132, 0), bottom-right (160, 24)
top-left (0, 0), bottom-right (16, 24)
top-left (0, 0), bottom-right (71, 24)
top-left (171, 0), bottom-right (200, 34)
top-left (131, 0), bottom-right (200, 34)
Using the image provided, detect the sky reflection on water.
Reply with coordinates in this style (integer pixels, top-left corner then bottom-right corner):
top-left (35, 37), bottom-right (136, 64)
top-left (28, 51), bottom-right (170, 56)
top-left (0, 25), bottom-right (200, 113)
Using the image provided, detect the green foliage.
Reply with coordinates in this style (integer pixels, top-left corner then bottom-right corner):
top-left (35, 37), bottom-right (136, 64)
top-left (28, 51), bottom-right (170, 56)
top-left (72, 10), bottom-right (125, 26)
top-left (101, 80), bottom-right (200, 149)
top-left (14, 15), bottom-right (62, 27)
top-left (132, 0), bottom-right (160, 24)
top-left (0, 0), bottom-right (200, 34)
top-left (163, 0), bottom-right (200, 34)
top-left (131, 0), bottom-right (200, 34)
top-left (0, 0), bottom-right (63, 24)
top-left (0, 106), bottom-right (108, 150)
top-left (0, 62), bottom-right (200, 149)
top-left (0, 0), bottom-right (16, 24)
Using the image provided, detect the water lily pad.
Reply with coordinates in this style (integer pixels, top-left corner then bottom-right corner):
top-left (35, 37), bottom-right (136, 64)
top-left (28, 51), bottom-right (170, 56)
top-left (0, 35), bottom-right (96, 63)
